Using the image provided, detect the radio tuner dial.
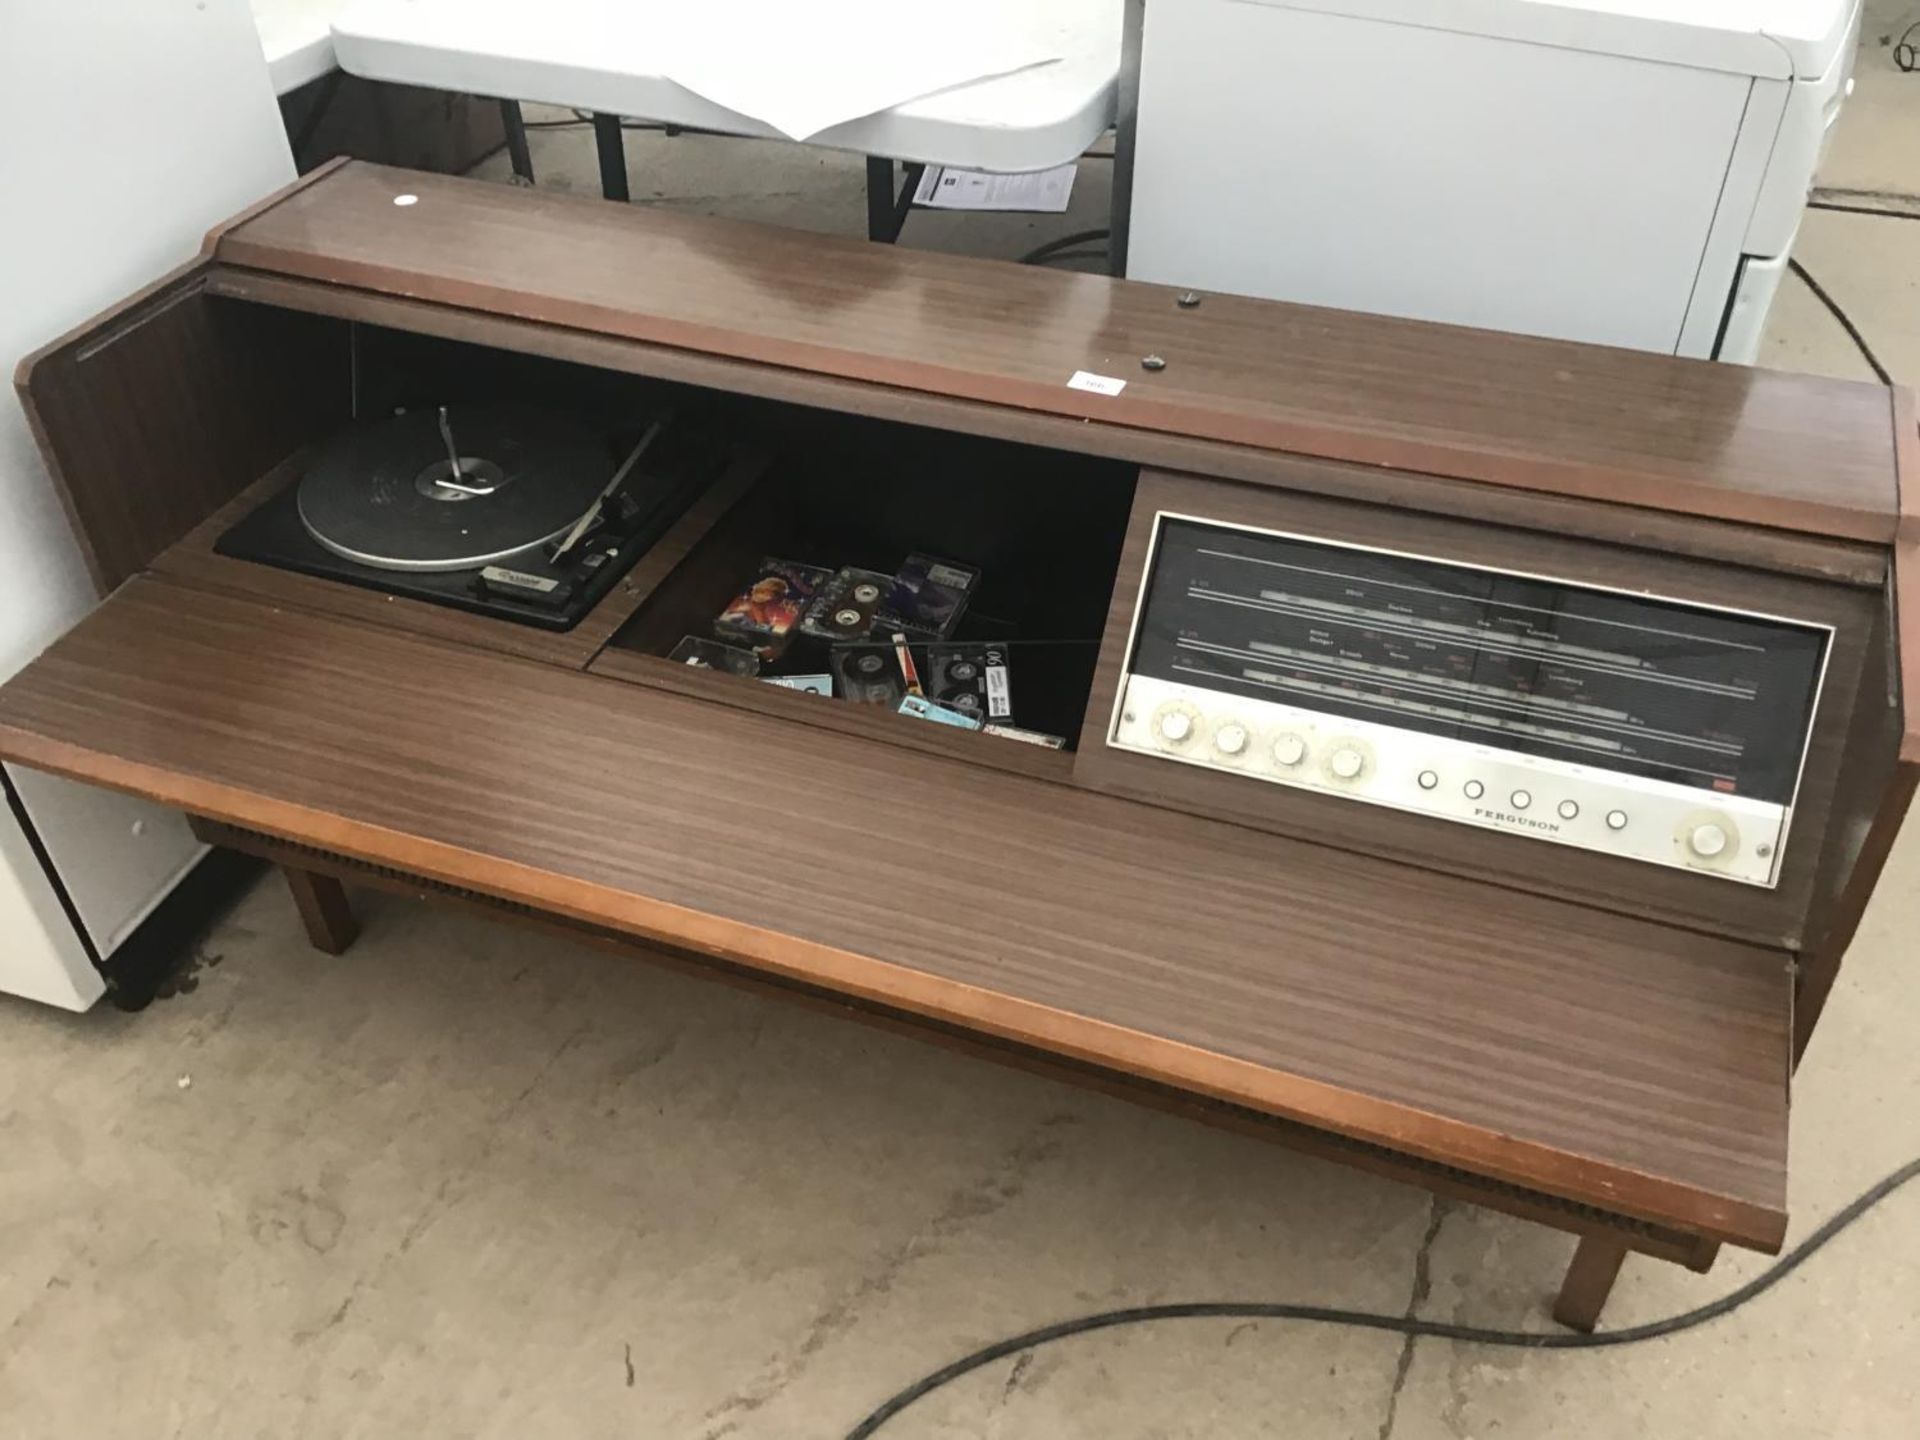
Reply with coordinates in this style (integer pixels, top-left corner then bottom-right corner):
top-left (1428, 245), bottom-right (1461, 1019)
top-left (1688, 822), bottom-right (1732, 859)
top-left (1149, 698), bottom-right (1203, 748)
top-left (1272, 733), bottom-right (1308, 768)
top-left (1213, 721), bottom-right (1250, 756)
top-left (1329, 746), bottom-right (1366, 781)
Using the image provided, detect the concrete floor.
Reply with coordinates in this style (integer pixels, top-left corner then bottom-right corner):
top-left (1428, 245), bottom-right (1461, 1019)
top-left (7, 17), bottom-right (1920, 1440)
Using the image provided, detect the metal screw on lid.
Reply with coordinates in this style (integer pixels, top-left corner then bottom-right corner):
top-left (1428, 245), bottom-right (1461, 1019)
top-left (1176, 292), bottom-right (1202, 308)
top-left (1141, 354), bottom-right (1167, 371)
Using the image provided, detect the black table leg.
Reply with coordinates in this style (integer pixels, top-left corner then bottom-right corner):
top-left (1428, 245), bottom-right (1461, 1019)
top-left (500, 99), bottom-right (534, 185)
top-left (593, 112), bottom-right (629, 201)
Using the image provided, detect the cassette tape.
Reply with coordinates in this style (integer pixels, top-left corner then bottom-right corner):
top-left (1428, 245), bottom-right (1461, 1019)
top-left (898, 694), bottom-right (983, 730)
top-left (830, 644), bottom-right (905, 705)
top-left (928, 642), bottom-right (1012, 723)
top-left (668, 635), bottom-right (761, 677)
top-left (762, 673), bottom-right (833, 696)
top-left (801, 567), bottom-right (892, 642)
top-left (876, 553), bottom-right (979, 639)
top-left (714, 557), bottom-right (831, 656)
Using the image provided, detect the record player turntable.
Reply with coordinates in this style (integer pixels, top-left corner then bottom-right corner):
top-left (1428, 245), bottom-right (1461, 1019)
top-left (214, 403), bottom-right (716, 630)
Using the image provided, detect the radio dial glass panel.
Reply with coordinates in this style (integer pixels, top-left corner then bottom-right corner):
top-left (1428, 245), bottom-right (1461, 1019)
top-left (1107, 515), bottom-right (1832, 887)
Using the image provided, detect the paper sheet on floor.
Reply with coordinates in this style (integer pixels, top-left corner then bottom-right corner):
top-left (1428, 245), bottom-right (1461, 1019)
top-left (912, 162), bottom-right (1076, 212)
top-left (645, 0), bottom-right (1066, 140)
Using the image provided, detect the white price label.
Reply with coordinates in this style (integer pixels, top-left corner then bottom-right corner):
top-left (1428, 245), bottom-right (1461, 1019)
top-left (1068, 370), bottom-right (1126, 396)
top-left (986, 665), bottom-right (1012, 719)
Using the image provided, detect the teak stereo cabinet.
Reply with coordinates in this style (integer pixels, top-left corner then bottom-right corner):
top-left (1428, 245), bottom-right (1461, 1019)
top-left (8, 160), bottom-right (1917, 1329)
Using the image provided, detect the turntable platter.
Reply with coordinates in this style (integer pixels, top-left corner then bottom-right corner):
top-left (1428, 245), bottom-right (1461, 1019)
top-left (297, 406), bottom-right (610, 572)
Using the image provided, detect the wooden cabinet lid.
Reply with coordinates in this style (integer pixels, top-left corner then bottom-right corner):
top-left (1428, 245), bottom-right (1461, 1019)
top-left (208, 161), bottom-right (1901, 544)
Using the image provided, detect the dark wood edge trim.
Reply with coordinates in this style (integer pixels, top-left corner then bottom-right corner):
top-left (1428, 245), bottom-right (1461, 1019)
top-left (210, 223), bottom-right (1894, 545)
top-left (1893, 390), bottom-right (1920, 759)
top-left (199, 156), bottom-right (353, 255)
top-left (201, 267), bottom-right (1898, 578)
top-left (1900, 544), bottom-right (1920, 764)
top-left (0, 721), bottom-right (1786, 1251)
top-left (11, 370), bottom-right (117, 599)
top-left (1794, 762), bottom-right (1919, 1061)
top-left (193, 816), bottom-right (1717, 1268)
top-left (1895, 386), bottom-right (1919, 538)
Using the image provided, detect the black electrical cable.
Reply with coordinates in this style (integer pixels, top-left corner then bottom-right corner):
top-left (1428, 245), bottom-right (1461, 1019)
top-left (1788, 256), bottom-right (1894, 385)
top-left (844, 1154), bottom-right (1920, 1438)
top-left (1018, 228), bottom-right (1110, 265)
top-left (1029, 247), bottom-right (1109, 267)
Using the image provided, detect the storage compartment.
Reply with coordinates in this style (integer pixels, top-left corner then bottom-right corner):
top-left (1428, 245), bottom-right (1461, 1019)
top-left (97, 296), bottom-right (1142, 756)
top-left (608, 407), bottom-right (1139, 750)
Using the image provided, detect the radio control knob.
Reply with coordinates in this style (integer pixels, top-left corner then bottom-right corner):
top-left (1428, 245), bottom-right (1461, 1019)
top-left (1158, 710), bottom-right (1194, 743)
top-left (1272, 734), bottom-right (1307, 767)
top-left (1329, 747), bottom-right (1365, 781)
top-left (1214, 722), bottom-right (1249, 756)
top-left (1689, 822), bottom-right (1730, 859)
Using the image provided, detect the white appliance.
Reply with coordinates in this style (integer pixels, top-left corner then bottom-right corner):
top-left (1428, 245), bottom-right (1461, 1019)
top-left (1123, 0), bottom-right (1862, 359)
top-left (0, 1), bottom-right (295, 1009)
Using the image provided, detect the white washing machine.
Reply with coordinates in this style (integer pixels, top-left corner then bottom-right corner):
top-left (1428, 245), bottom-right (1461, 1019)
top-left (1123, 0), bottom-right (1862, 359)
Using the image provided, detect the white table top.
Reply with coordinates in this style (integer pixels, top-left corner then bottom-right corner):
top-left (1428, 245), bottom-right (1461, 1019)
top-left (330, 0), bottom-right (1121, 171)
top-left (252, 0), bottom-right (352, 94)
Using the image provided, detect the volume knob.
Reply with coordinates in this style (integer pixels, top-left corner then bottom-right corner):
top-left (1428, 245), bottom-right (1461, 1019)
top-left (1329, 747), bottom-right (1365, 781)
top-left (1214, 722), bottom-right (1249, 756)
top-left (1689, 822), bottom-right (1730, 859)
top-left (1158, 710), bottom-right (1193, 743)
top-left (1272, 734), bottom-right (1307, 767)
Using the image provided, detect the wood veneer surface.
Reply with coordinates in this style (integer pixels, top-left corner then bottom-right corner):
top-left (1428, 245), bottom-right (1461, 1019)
top-left (212, 162), bottom-right (1900, 544)
top-left (0, 578), bottom-right (1790, 1247)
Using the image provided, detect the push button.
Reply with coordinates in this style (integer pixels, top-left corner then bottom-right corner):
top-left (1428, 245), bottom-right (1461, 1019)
top-left (1605, 810), bottom-right (1628, 831)
top-left (1510, 790), bottom-right (1532, 810)
top-left (1463, 780), bottom-right (1485, 800)
top-left (1557, 800), bottom-right (1579, 820)
top-left (1416, 770), bottom-right (1438, 790)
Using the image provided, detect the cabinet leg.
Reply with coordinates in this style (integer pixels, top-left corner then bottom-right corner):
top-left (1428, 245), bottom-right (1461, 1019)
top-left (1553, 1234), bottom-right (1629, 1332)
top-left (283, 866), bottom-right (358, 955)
